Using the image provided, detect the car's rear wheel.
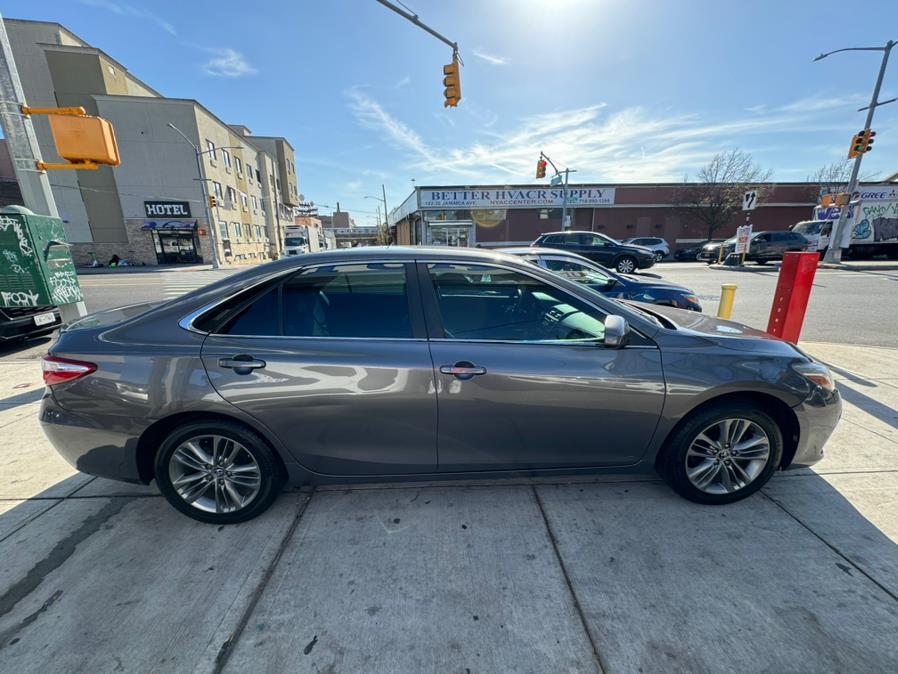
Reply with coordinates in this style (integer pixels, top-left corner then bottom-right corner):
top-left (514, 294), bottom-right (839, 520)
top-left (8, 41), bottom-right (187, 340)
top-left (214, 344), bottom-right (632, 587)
top-left (155, 420), bottom-right (285, 524)
top-left (660, 404), bottom-right (782, 504)
top-left (654, 251), bottom-right (664, 262)
top-left (615, 255), bottom-right (637, 273)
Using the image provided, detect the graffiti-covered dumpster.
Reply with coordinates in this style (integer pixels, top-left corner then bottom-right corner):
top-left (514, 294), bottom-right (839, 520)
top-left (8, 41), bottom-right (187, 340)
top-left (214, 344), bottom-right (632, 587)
top-left (0, 206), bottom-right (83, 309)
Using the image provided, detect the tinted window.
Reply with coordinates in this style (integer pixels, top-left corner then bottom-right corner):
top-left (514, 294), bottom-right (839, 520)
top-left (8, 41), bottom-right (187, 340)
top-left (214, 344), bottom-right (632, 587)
top-left (218, 286), bottom-right (280, 335)
top-left (428, 263), bottom-right (605, 342)
top-left (283, 263), bottom-right (411, 338)
top-left (541, 234), bottom-right (565, 244)
top-left (577, 233), bottom-right (605, 246)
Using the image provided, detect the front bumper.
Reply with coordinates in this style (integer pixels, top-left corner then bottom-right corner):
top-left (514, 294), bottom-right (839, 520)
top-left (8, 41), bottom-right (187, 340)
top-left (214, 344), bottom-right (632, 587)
top-left (787, 388), bottom-right (843, 469)
top-left (39, 391), bottom-right (145, 483)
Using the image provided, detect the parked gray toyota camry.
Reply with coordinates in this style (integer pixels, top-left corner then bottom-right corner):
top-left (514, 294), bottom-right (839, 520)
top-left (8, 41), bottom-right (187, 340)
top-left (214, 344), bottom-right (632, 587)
top-left (40, 247), bottom-right (841, 524)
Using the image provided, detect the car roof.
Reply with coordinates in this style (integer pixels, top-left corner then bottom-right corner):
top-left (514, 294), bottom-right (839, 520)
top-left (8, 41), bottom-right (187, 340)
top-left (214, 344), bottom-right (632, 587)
top-left (536, 230), bottom-right (597, 236)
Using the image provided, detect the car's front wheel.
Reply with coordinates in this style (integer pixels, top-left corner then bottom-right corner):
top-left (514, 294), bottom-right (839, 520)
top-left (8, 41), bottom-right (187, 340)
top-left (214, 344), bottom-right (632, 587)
top-left (615, 255), bottom-right (637, 273)
top-left (155, 420), bottom-right (285, 524)
top-left (660, 404), bottom-right (782, 504)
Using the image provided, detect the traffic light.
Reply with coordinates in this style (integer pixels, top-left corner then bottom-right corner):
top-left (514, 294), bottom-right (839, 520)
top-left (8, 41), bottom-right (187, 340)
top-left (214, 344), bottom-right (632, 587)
top-left (443, 55), bottom-right (461, 108)
top-left (848, 129), bottom-right (876, 158)
top-left (536, 158), bottom-right (547, 179)
top-left (208, 195), bottom-right (217, 208)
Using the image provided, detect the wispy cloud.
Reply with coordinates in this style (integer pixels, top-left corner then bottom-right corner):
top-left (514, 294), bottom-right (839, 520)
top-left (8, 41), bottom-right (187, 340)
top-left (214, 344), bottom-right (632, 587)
top-left (78, 0), bottom-right (177, 36)
top-left (346, 90), bottom-right (858, 183)
top-left (201, 48), bottom-right (257, 78)
top-left (472, 47), bottom-right (509, 66)
top-left (393, 76), bottom-right (411, 90)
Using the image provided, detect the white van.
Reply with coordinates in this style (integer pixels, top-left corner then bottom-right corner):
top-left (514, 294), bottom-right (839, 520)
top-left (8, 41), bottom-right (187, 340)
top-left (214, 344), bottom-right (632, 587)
top-left (794, 189), bottom-right (898, 259)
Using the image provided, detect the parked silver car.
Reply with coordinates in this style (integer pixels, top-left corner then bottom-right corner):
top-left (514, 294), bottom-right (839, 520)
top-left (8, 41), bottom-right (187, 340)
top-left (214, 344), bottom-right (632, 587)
top-left (622, 237), bottom-right (670, 262)
top-left (40, 247), bottom-right (841, 523)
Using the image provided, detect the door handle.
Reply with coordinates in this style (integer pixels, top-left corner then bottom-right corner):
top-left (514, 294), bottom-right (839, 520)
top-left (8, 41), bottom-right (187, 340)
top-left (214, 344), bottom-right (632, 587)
top-left (440, 362), bottom-right (486, 380)
top-left (219, 355), bottom-right (266, 374)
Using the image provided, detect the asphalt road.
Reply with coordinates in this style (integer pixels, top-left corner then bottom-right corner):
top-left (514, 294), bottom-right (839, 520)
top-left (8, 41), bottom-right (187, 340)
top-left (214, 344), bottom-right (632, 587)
top-left (1, 261), bottom-right (895, 362)
top-left (655, 261), bottom-right (898, 347)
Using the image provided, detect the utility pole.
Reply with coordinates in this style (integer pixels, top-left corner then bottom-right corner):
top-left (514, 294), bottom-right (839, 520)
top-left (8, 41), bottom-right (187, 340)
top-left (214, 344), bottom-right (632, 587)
top-left (0, 13), bottom-right (87, 319)
top-left (539, 152), bottom-right (576, 230)
top-left (815, 40), bottom-right (896, 264)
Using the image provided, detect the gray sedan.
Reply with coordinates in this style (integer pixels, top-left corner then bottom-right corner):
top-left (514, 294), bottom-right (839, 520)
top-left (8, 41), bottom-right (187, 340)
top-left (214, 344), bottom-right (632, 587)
top-left (40, 247), bottom-right (841, 523)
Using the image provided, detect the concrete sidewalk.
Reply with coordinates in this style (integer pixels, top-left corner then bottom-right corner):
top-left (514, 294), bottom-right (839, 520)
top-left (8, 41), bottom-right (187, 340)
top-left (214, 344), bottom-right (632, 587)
top-left (1, 342), bottom-right (897, 671)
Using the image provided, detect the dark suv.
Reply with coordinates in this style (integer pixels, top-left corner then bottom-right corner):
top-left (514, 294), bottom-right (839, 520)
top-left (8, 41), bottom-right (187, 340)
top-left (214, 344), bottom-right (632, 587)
top-left (533, 231), bottom-right (655, 273)
top-left (723, 231), bottom-right (812, 265)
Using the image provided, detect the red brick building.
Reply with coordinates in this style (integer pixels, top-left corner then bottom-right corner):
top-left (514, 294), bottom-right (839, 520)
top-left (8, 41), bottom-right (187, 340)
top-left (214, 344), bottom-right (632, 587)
top-left (391, 182), bottom-right (833, 252)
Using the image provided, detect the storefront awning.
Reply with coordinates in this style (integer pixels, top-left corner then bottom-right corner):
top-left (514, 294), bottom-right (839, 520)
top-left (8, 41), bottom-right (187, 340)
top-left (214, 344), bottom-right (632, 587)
top-left (141, 219), bottom-right (197, 231)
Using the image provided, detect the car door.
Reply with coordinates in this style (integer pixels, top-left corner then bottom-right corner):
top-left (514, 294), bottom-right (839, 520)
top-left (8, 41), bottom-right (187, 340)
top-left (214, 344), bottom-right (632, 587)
top-left (200, 261), bottom-right (438, 475)
top-left (419, 260), bottom-right (666, 471)
top-left (751, 233), bottom-right (771, 259)
top-left (576, 233), bottom-right (615, 265)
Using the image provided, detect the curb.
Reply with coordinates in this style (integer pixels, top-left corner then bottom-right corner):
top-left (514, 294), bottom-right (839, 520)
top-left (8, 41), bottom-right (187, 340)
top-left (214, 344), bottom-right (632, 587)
top-left (75, 264), bottom-right (228, 276)
top-left (707, 264), bottom-right (779, 272)
top-left (817, 263), bottom-right (898, 272)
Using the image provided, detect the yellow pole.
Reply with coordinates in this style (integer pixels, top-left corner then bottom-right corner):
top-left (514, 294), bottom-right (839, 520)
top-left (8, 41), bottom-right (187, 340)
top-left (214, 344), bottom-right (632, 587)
top-left (717, 283), bottom-right (737, 319)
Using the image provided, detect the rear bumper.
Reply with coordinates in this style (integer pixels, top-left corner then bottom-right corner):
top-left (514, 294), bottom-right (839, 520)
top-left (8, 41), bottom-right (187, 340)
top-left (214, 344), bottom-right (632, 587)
top-left (0, 310), bottom-right (61, 340)
top-left (39, 391), bottom-right (144, 483)
top-left (787, 389), bottom-right (843, 469)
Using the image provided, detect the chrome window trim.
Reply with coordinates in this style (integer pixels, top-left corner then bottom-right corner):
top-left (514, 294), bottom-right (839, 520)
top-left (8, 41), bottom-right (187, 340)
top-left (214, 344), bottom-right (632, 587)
top-left (428, 337), bottom-right (657, 350)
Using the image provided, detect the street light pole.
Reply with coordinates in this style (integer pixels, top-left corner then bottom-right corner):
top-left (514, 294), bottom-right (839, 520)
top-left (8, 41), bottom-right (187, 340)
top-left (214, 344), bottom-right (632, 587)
top-left (815, 40), bottom-right (896, 264)
top-left (166, 122), bottom-right (222, 269)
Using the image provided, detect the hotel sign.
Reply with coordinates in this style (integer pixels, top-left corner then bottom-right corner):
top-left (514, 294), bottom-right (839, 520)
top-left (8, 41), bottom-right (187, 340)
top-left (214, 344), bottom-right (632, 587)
top-left (144, 201), bottom-right (191, 217)
top-left (419, 187), bottom-right (615, 209)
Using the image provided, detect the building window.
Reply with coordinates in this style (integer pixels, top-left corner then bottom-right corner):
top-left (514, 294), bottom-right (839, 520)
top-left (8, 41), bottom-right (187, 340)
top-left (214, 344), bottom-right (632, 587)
top-left (231, 222), bottom-right (241, 239)
top-left (235, 156), bottom-right (242, 174)
top-left (256, 168), bottom-right (261, 182)
top-left (218, 221), bottom-right (229, 240)
top-left (226, 186), bottom-right (237, 207)
top-left (260, 198), bottom-right (267, 212)
top-left (251, 195), bottom-right (258, 210)
top-left (206, 140), bottom-right (216, 161)
top-left (241, 192), bottom-right (248, 209)
top-left (222, 149), bottom-right (232, 169)
top-left (243, 223), bottom-right (252, 239)
top-left (255, 225), bottom-right (262, 240)
top-left (212, 181), bottom-right (223, 198)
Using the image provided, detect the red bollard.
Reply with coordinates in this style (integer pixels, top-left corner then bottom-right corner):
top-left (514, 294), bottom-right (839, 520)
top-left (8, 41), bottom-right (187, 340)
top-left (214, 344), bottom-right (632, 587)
top-left (767, 252), bottom-right (819, 343)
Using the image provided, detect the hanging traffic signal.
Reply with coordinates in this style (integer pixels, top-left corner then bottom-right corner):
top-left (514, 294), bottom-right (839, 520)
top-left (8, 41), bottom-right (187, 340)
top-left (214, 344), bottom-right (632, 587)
top-left (848, 129), bottom-right (875, 158)
top-left (536, 158), bottom-right (547, 179)
top-left (861, 129), bottom-right (876, 153)
top-left (443, 54), bottom-right (461, 108)
top-left (208, 195), bottom-right (217, 208)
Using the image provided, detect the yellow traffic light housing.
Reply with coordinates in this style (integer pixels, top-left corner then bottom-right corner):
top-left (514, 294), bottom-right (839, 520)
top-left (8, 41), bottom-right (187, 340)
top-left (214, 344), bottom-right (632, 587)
top-left (848, 129), bottom-right (875, 158)
top-left (536, 159), bottom-right (547, 179)
top-left (443, 55), bottom-right (461, 108)
top-left (209, 195), bottom-right (218, 208)
top-left (22, 106), bottom-right (120, 170)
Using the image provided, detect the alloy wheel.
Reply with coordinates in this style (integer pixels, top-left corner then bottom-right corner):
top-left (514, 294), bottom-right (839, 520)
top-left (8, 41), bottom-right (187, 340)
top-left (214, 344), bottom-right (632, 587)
top-left (617, 258), bottom-right (635, 273)
top-left (684, 418), bottom-right (770, 495)
top-left (168, 434), bottom-right (262, 513)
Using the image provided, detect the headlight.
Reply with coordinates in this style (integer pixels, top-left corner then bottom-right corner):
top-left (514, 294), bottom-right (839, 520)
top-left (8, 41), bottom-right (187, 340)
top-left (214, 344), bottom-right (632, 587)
top-left (791, 362), bottom-right (835, 392)
top-left (683, 294), bottom-right (700, 305)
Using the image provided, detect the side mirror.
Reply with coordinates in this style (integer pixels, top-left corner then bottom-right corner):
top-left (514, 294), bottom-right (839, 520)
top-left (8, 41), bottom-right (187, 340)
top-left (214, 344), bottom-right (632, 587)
top-left (604, 314), bottom-right (630, 348)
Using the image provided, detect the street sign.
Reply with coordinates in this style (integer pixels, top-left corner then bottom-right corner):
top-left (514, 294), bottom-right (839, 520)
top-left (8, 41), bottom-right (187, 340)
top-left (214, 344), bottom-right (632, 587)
top-left (550, 174), bottom-right (562, 186)
top-left (734, 224), bottom-right (752, 254)
top-left (742, 190), bottom-right (759, 211)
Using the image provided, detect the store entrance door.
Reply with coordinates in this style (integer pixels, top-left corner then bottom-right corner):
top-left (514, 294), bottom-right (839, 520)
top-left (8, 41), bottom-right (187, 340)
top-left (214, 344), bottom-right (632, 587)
top-left (428, 222), bottom-right (474, 247)
top-left (155, 230), bottom-right (203, 264)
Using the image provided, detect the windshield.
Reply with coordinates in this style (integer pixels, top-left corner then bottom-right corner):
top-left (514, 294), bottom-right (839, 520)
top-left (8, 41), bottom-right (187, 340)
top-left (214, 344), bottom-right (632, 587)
top-left (792, 221), bottom-right (825, 235)
top-left (284, 237), bottom-right (306, 246)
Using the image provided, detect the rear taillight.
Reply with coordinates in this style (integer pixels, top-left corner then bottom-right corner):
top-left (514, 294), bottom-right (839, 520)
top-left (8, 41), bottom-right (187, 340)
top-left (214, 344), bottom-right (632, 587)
top-left (42, 356), bottom-right (97, 386)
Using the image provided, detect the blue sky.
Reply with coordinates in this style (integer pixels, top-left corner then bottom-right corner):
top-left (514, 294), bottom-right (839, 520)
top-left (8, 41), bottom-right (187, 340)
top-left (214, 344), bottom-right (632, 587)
top-left (5, 0), bottom-right (898, 225)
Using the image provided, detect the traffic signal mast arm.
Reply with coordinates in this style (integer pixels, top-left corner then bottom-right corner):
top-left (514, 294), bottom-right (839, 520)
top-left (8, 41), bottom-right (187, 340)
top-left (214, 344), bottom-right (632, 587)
top-left (375, 0), bottom-right (462, 108)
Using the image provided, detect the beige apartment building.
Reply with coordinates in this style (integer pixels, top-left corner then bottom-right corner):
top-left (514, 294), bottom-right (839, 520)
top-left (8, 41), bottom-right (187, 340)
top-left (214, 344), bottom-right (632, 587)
top-left (4, 18), bottom-right (300, 266)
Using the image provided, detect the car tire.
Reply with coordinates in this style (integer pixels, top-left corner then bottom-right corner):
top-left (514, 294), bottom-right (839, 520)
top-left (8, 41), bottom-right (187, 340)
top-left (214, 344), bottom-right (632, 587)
top-left (659, 403), bottom-right (783, 505)
top-left (155, 420), bottom-right (285, 524)
top-left (654, 251), bottom-right (664, 262)
top-left (615, 256), bottom-right (637, 273)
top-left (755, 259), bottom-right (767, 265)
